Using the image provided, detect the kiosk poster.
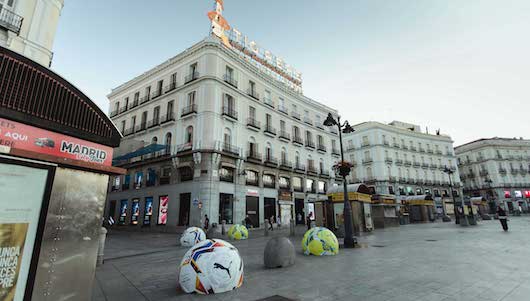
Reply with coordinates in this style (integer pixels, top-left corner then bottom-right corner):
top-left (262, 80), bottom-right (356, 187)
top-left (158, 196), bottom-right (169, 225)
top-left (143, 198), bottom-right (153, 226)
top-left (131, 199), bottom-right (140, 225)
top-left (119, 200), bottom-right (127, 224)
top-left (0, 162), bottom-right (49, 301)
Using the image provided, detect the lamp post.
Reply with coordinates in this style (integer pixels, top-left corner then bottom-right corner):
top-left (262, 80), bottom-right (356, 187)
top-left (443, 166), bottom-right (468, 225)
top-left (324, 113), bottom-right (356, 248)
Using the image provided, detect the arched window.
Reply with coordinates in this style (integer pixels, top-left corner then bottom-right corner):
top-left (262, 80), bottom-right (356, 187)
top-left (295, 151), bottom-right (300, 166)
top-left (265, 142), bottom-right (272, 159)
top-left (281, 147), bottom-right (287, 163)
top-left (186, 126), bottom-right (193, 144)
top-left (248, 136), bottom-right (257, 156)
top-left (165, 132), bottom-right (172, 153)
top-left (151, 136), bottom-right (158, 144)
top-left (387, 165), bottom-right (392, 177)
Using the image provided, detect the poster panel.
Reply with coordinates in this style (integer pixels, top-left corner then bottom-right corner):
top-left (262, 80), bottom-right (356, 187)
top-left (143, 197), bottom-right (153, 226)
top-left (119, 200), bottom-right (127, 224)
top-left (0, 162), bottom-right (49, 301)
top-left (131, 199), bottom-right (140, 225)
top-left (158, 196), bottom-right (169, 225)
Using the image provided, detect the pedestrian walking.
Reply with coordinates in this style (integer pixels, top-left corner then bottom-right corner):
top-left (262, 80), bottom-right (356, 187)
top-left (306, 212), bottom-right (313, 230)
top-left (244, 215), bottom-right (252, 229)
top-left (496, 204), bottom-right (508, 231)
top-left (204, 214), bottom-right (210, 231)
top-left (268, 215), bottom-right (274, 231)
top-left (276, 214), bottom-right (281, 228)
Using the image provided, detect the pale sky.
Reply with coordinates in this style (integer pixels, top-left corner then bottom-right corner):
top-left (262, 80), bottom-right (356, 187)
top-left (51, 0), bottom-right (530, 146)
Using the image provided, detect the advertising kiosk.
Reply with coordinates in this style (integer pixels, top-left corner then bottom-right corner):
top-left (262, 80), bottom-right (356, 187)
top-left (325, 184), bottom-right (373, 234)
top-left (0, 46), bottom-right (123, 301)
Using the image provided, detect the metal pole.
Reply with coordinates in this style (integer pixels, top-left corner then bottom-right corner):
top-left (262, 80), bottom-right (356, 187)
top-left (447, 172), bottom-right (459, 224)
top-left (337, 116), bottom-right (355, 248)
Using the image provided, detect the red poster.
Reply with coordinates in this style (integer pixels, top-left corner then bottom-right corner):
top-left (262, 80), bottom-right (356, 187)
top-left (0, 117), bottom-right (113, 166)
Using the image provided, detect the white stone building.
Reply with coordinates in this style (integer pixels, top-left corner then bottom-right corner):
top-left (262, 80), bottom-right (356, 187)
top-left (105, 36), bottom-right (341, 230)
top-left (0, 0), bottom-right (63, 66)
top-left (343, 121), bottom-right (462, 214)
top-left (455, 137), bottom-right (530, 213)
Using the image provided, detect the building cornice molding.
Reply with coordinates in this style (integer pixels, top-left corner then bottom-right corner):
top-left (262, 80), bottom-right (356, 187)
top-left (348, 121), bottom-right (453, 143)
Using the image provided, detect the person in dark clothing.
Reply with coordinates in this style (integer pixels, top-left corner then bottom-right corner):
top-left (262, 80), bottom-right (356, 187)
top-left (243, 215), bottom-right (252, 229)
top-left (496, 204), bottom-right (508, 231)
top-left (306, 212), bottom-right (313, 230)
top-left (268, 215), bottom-right (274, 231)
top-left (204, 214), bottom-right (210, 231)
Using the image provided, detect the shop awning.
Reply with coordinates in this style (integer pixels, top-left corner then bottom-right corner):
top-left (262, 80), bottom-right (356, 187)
top-left (327, 183), bottom-right (372, 203)
top-left (112, 144), bottom-right (167, 162)
top-left (372, 194), bottom-right (397, 205)
top-left (402, 195), bottom-right (435, 206)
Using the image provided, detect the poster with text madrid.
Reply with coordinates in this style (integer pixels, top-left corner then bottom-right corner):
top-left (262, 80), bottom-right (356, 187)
top-left (0, 161), bottom-right (49, 301)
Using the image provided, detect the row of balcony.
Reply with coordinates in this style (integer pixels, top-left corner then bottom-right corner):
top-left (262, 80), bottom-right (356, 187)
top-left (122, 113), bottom-right (176, 136)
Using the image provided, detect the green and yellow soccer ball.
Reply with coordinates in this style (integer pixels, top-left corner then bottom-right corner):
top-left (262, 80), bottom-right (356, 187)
top-left (302, 227), bottom-right (339, 256)
top-left (228, 224), bottom-right (248, 240)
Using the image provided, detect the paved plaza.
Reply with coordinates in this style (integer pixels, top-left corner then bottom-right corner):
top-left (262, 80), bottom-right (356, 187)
top-left (93, 217), bottom-right (530, 301)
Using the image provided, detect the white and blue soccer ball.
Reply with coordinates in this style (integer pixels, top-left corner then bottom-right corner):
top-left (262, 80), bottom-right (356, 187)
top-left (179, 239), bottom-right (244, 294)
top-left (180, 227), bottom-right (206, 247)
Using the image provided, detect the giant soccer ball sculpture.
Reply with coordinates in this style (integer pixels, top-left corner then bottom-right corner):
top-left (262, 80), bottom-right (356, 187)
top-left (180, 227), bottom-right (206, 247)
top-left (301, 227), bottom-right (339, 256)
top-left (179, 239), bottom-right (244, 294)
top-left (227, 224), bottom-right (248, 240)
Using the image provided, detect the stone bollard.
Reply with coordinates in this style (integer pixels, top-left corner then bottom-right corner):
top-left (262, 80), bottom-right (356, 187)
top-left (289, 219), bottom-right (295, 237)
top-left (221, 220), bottom-right (226, 236)
top-left (264, 237), bottom-right (295, 268)
top-left (264, 219), bottom-right (269, 236)
top-left (97, 227), bottom-right (107, 266)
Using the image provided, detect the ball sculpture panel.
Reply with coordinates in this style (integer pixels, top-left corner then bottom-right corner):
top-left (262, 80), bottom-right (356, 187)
top-left (227, 224), bottom-right (248, 240)
top-left (264, 236), bottom-right (295, 268)
top-left (180, 227), bottom-right (206, 247)
top-left (301, 227), bottom-right (339, 256)
top-left (179, 239), bottom-right (244, 294)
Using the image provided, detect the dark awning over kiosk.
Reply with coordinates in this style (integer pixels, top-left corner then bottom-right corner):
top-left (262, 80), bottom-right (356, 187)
top-left (469, 197), bottom-right (488, 206)
top-left (326, 183), bottom-right (372, 203)
top-left (402, 195), bottom-right (435, 206)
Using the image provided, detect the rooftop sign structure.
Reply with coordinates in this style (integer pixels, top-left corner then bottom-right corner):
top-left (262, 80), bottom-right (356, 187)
top-left (208, 0), bottom-right (303, 93)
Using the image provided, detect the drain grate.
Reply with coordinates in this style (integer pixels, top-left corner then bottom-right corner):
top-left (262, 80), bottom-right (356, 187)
top-left (371, 245), bottom-right (386, 248)
top-left (425, 239), bottom-right (438, 242)
top-left (255, 296), bottom-right (296, 301)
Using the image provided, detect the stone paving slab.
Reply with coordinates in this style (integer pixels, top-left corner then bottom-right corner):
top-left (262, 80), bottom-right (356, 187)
top-left (94, 217), bottom-right (530, 301)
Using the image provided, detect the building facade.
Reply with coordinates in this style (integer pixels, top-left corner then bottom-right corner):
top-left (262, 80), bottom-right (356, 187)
top-left (0, 0), bottom-right (63, 67)
top-left (105, 36), bottom-right (341, 231)
top-left (455, 138), bottom-right (530, 213)
top-left (343, 121), bottom-right (462, 215)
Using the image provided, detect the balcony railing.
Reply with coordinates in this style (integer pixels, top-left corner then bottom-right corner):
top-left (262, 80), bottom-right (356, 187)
top-left (140, 95), bottom-right (150, 104)
top-left (280, 159), bottom-right (292, 169)
top-left (320, 169), bottom-right (330, 177)
top-left (479, 170), bottom-right (489, 177)
top-left (331, 148), bottom-right (340, 156)
top-left (246, 118), bottom-right (261, 129)
top-left (361, 142), bottom-right (370, 148)
top-left (264, 154), bottom-right (278, 166)
top-left (109, 110), bottom-right (118, 117)
top-left (181, 104), bottom-right (197, 117)
top-left (123, 127), bottom-right (135, 136)
top-left (292, 112), bottom-right (301, 120)
top-left (135, 122), bottom-right (147, 132)
top-left (307, 165), bottom-right (318, 175)
top-left (278, 105), bottom-right (288, 114)
top-left (413, 161), bottom-right (420, 167)
top-left (247, 88), bottom-right (260, 100)
top-left (222, 106), bottom-right (238, 120)
top-left (185, 72), bottom-right (199, 84)
top-left (395, 159), bottom-right (403, 165)
top-left (293, 136), bottom-right (303, 145)
top-left (317, 144), bottom-right (327, 152)
top-left (221, 142), bottom-right (239, 155)
top-left (435, 150), bottom-right (443, 155)
top-left (421, 163), bottom-right (429, 168)
top-left (0, 7), bottom-right (23, 35)
top-left (330, 128), bottom-right (338, 135)
top-left (303, 117), bottom-right (313, 125)
top-left (430, 163), bottom-right (437, 169)
top-left (419, 147), bottom-right (425, 153)
top-left (385, 157), bottom-right (393, 163)
top-left (177, 143), bottom-right (193, 153)
top-left (147, 118), bottom-right (160, 128)
top-left (279, 131), bottom-right (291, 141)
top-left (305, 140), bottom-right (315, 149)
top-left (410, 146), bottom-right (417, 151)
top-left (362, 158), bottom-right (373, 164)
top-left (224, 74), bottom-right (238, 88)
top-left (404, 160), bottom-right (412, 166)
top-left (427, 149), bottom-right (434, 154)
top-left (119, 106), bottom-right (128, 114)
top-left (294, 163), bottom-right (306, 173)
top-left (393, 143), bottom-right (401, 148)
top-left (160, 113), bottom-right (175, 124)
top-left (510, 169), bottom-right (518, 175)
top-left (164, 82), bottom-right (177, 93)
top-left (129, 99), bottom-right (139, 109)
top-left (264, 124), bottom-right (277, 136)
top-left (151, 90), bottom-right (162, 99)
top-left (264, 98), bottom-right (274, 108)
top-left (499, 168), bottom-right (507, 174)
top-left (246, 150), bottom-right (262, 162)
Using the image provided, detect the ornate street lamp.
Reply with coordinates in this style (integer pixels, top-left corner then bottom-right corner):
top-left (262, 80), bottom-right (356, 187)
top-left (443, 166), bottom-right (467, 225)
top-left (324, 113), bottom-right (356, 248)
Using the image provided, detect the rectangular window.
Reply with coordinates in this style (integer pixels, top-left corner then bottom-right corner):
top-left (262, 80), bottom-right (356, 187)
top-left (219, 193), bottom-right (234, 224)
top-left (145, 86), bottom-right (151, 99)
top-left (146, 168), bottom-right (157, 186)
top-left (280, 120), bottom-right (286, 132)
top-left (122, 174), bottom-right (130, 190)
top-left (266, 113), bottom-right (272, 126)
top-left (245, 170), bottom-right (259, 186)
top-left (179, 167), bottom-right (193, 181)
top-left (279, 177), bottom-right (290, 189)
top-left (388, 186), bottom-right (395, 194)
top-left (167, 100), bottom-right (174, 118)
top-left (187, 91), bottom-right (196, 106)
top-left (131, 116), bottom-right (136, 130)
top-left (318, 181), bottom-right (326, 193)
top-left (171, 73), bottom-right (177, 85)
top-left (263, 174), bottom-right (275, 188)
top-left (134, 92), bottom-right (139, 102)
top-left (124, 97), bottom-right (129, 109)
top-left (120, 120), bottom-right (126, 133)
top-left (306, 179), bottom-right (315, 193)
top-left (226, 66), bottom-right (233, 78)
top-left (153, 106), bottom-right (160, 123)
top-left (160, 167), bottom-right (171, 185)
top-left (249, 106), bottom-right (256, 119)
top-left (157, 80), bottom-right (163, 95)
top-left (220, 167), bottom-right (234, 182)
top-left (293, 177), bottom-right (303, 192)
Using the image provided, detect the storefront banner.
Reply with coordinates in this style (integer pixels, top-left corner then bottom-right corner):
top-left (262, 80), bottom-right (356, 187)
top-left (246, 189), bottom-right (259, 196)
top-left (143, 197), bottom-right (153, 226)
top-left (131, 199), bottom-right (140, 225)
top-left (119, 200), bottom-right (127, 224)
top-left (0, 162), bottom-right (49, 301)
top-left (0, 117), bottom-right (113, 166)
top-left (158, 196), bottom-right (169, 225)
